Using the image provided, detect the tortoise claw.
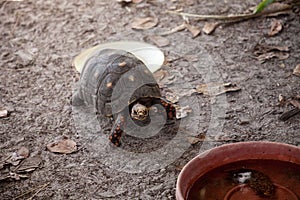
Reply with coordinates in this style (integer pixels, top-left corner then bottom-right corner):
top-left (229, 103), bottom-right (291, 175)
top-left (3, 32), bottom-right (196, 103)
top-left (109, 114), bottom-right (125, 147)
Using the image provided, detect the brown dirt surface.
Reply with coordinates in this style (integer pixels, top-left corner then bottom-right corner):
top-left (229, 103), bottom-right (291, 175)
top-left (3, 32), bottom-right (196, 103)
top-left (0, 0), bottom-right (299, 199)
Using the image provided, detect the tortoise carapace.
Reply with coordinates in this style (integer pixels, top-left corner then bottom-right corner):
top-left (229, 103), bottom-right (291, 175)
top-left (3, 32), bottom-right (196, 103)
top-left (72, 49), bottom-right (176, 146)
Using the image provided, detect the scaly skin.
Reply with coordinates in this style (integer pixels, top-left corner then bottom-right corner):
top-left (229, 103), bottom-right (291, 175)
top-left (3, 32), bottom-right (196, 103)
top-left (109, 98), bottom-right (176, 146)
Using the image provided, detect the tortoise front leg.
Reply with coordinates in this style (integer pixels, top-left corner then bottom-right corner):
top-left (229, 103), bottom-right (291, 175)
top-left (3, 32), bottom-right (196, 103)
top-left (160, 98), bottom-right (176, 121)
top-left (109, 113), bottom-right (126, 147)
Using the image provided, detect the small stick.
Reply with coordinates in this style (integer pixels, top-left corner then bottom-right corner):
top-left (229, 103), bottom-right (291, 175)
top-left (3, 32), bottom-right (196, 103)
top-left (26, 182), bottom-right (50, 200)
top-left (13, 182), bottom-right (51, 200)
top-left (279, 108), bottom-right (300, 121)
top-left (166, 3), bottom-right (293, 21)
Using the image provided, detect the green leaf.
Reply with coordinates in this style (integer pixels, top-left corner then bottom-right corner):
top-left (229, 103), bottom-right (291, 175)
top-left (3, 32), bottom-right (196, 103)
top-left (253, 0), bottom-right (275, 14)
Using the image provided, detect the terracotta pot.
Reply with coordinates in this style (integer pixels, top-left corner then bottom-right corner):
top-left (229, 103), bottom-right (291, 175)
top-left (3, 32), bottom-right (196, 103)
top-left (176, 141), bottom-right (300, 200)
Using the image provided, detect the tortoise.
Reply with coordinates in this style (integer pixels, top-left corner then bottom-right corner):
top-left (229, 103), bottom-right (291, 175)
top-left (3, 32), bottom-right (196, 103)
top-left (72, 49), bottom-right (176, 146)
top-left (232, 169), bottom-right (275, 197)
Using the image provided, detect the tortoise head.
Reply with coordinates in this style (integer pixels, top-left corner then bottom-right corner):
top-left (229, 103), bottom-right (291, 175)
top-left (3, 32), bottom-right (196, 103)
top-left (131, 103), bottom-right (149, 121)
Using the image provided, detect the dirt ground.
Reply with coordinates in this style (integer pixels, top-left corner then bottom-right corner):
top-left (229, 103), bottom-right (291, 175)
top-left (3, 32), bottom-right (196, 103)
top-left (0, 0), bottom-right (299, 199)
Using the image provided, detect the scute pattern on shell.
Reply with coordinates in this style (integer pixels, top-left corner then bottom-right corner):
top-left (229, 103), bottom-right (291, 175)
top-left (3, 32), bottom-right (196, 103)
top-left (75, 49), bottom-right (161, 117)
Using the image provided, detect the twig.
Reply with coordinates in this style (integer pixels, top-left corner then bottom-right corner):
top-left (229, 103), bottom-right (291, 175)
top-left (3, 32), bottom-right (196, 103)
top-left (13, 182), bottom-right (51, 200)
top-left (279, 108), bottom-right (300, 121)
top-left (166, 3), bottom-right (294, 21)
top-left (26, 182), bottom-right (50, 200)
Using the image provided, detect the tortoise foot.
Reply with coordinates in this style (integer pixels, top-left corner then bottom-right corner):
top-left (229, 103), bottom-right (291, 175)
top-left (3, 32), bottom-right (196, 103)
top-left (109, 114), bottom-right (126, 147)
top-left (160, 98), bottom-right (176, 121)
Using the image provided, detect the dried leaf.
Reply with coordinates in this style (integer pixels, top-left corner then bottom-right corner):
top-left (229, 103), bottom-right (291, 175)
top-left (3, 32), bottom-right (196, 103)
top-left (148, 35), bottom-right (170, 47)
top-left (154, 69), bottom-right (167, 81)
top-left (117, 0), bottom-right (142, 6)
top-left (6, 147), bottom-right (29, 166)
top-left (185, 23), bottom-right (201, 38)
top-left (17, 147), bottom-right (29, 159)
top-left (165, 92), bottom-right (179, 104)
top-left (278, 94), bottom-right (285, 104)
top-left (117, 0), bottom-right (131, 2)
top-left (0, 109), bottom-right (8, 118)
top-left (290, 99), bottom-right (300, 109)
top-left (186, 133), bottom-right (205, 145)
top-left (293, 64), bottom-right (300, 77)
top-left (263, 2), bottom-right (291, 16)
top-left (14, 156), bottom-right (42, 173)
top-left (131, 17), bottom-right (158, 30)
top-left (132, 0), bottom-right (143, 3)
top-left (253, 44), bottom-right (289, 55)
top-left (159, 23), bottom-right (186, 36)
top-left (202, 22), bottom-right (219, 35)
top-left (176, 88), bottom-right (197, 98)
top-left (186, 136), bottom-right (204, 145)
top-left (15, 49), bottom-right (34, 66)
top-left (175, 105), bottom-right (193, 119)
top-left (196, 82), bottom-right (241, 96)
top-left (117, 0), bottom-right (141, 3)
top-left (0, 173), bottom-right (10, 181)
top-left (47, 138), bottom-right (77, 154)
top-left (253, 44), bottom-right (289, 62)
top-left (256, 52), bottom-right (289, 61)
top-left (154, 70), bottom-right (177, 87)
top-left (183, 54), bottom-right (199, 62)
top-left (268, 19), bottom-right (282, 36)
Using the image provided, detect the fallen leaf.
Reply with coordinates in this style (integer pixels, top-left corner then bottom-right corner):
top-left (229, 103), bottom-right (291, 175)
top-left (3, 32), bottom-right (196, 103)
top-left (253, 44), bottom-right (289, 62)
top-left (290, 99), bottom-right (300, 109)
top-left (131, 17), bottom-right (158, 30)
top-left (268, 19), bottom-right (282, 36)
top-left (238, 116), bottom-right (250, 125)
top-left (196, 82), bottom-right (241, 96)
top-left (0, 109), bottom-right (8, 118)
top-left (132, 0), bottom-right (143, 3)
top-left (117, 0), bottom-right (142, 3)
top-left (202, 22), bottom-right (219, 35)
top-left (278, 94), bottom-right (285, 105)
top-left (17, 147), bottom-right (30, 159)
top-left (148, 35), bottom-right (170, 47)
top-left (6, 147), bottom-right (29, 166)
top-left (186, 136), bottom-right (204, 145)
top-left (263, 2), bottom-right (291, 16)
top-left (117, 0), bottom-right (131, 2)
top-left (185, 23), bottom-right (201, 38)
top-left (165, 92), bottom-right (179, 104)
top-left (253, 44), bottom-right (289, 56)
top-left (186, 133), bottom-right (205, 145)
top-left (13, 156), bottom-right (42, 173)
top-left (15, 49), bottom-right (34, 66)
top-left (159, 23), bottom-right (186, 36)
top-left (256, 52), bottom-right (289, 61)
top-left (183, 54), bottom-right (199, 62)
top-left (154, 69), bottom-right (167, 81)
top-left (47, 138), bottom-right (77, 154)
top-left (293, 64), bottom-right (300, 77)
top-left (175, 105), bottom-right (193, 119)
top-left (0, 172), bottom-right (10, 181)
top-left (117, 0), bottom-right (142, 6)
top-left (154, 70), bottom-right (177, 87)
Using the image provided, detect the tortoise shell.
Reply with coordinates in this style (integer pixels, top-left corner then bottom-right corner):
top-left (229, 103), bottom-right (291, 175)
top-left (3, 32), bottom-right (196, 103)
top-left (75, 49), bottom-right (161, 117)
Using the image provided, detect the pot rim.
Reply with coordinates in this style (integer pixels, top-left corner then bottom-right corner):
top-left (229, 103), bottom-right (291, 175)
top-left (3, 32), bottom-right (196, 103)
top-left (176, 141), bottom-right (300, 200)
